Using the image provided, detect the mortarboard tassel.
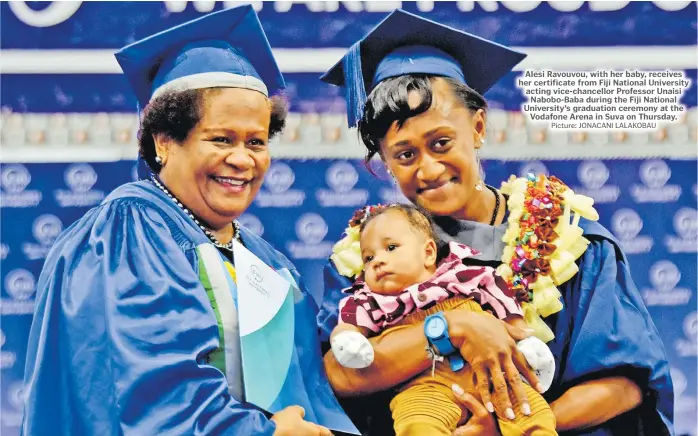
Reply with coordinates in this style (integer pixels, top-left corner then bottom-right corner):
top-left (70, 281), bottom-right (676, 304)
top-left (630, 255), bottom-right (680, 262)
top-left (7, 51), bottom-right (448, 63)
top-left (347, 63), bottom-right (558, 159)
top-left (342, 41), bottom-right (367, 127)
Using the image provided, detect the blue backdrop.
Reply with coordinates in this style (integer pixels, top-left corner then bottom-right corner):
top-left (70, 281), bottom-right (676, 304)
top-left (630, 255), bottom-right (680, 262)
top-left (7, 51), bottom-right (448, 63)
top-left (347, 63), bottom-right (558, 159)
top-left (2, 1), bottom-right (696, 113)
top-left (1, 158), bottom-right (696, 435)
top-left (1, 1), bottom-right (696, 434)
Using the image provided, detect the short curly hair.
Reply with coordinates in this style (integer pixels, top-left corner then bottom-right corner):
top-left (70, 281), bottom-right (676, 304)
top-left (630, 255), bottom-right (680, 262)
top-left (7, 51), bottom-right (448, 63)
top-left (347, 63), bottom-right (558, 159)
top-left (138, 88), bottom-right (288, 173)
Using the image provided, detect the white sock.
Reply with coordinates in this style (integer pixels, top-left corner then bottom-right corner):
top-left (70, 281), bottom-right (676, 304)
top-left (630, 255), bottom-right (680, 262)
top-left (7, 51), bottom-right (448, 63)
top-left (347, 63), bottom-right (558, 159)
top-left (330, 331), bottom-right (375, 369)
top-left (517, 336), bottom-right (556, 393)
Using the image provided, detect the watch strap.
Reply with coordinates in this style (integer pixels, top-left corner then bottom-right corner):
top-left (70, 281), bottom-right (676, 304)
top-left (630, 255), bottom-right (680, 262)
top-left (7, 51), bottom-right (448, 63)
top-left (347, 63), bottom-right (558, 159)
top-left (425, 312), bottom-right (458, 356)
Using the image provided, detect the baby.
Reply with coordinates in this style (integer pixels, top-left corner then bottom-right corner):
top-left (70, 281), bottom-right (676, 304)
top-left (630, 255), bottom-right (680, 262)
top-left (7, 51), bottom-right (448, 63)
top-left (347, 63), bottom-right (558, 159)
top-left (330, 204), bottom-right (557, 436)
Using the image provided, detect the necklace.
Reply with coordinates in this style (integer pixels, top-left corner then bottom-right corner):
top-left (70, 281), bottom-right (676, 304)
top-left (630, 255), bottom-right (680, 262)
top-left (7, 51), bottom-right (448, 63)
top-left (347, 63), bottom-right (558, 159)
top-left (485, 184), bottom-right (501, 226)
top-left (150, 176), bottom-right (240, 250)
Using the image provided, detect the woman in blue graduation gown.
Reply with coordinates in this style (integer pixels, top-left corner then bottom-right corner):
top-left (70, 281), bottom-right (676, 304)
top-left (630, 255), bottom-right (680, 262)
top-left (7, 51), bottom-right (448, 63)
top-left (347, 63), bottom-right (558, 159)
top-left (21, 6), bottom-right (355, 436)
top-left (317, 9), bottom-right (673, 436)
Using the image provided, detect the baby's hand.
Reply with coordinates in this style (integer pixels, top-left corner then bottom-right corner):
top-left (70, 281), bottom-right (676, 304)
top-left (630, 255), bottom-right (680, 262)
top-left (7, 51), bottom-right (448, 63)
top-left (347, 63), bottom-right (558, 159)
top-left (330, 331), bottom-right (375, 369)
top-left (516, 337), bottom-right (555, 393)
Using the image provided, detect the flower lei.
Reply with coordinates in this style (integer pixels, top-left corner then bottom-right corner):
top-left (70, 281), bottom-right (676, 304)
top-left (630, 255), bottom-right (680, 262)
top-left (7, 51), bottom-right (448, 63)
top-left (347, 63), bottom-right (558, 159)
top-left (497, 173), bottom-right (599, 342)
top-left (330, 174), bottom-right (599, 343)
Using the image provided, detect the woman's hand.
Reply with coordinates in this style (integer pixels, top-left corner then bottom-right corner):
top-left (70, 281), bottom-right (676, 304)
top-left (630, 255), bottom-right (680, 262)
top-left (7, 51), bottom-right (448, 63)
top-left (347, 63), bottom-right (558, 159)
top-left (451, 384), bottom-right (500, 436)
top-left (271, 406), bottom-right (332, 436)
top-left (444, 309), bottom-right (542, 419)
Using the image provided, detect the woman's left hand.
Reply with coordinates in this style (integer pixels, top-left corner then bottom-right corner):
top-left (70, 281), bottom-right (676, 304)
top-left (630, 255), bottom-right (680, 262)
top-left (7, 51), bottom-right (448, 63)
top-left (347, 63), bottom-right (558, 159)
top-left (451, 384), bottom-right (501, 436)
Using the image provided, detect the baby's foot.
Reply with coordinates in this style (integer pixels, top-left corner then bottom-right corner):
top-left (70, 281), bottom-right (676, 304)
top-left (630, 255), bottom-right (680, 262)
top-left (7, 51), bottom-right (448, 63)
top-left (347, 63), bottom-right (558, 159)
top-left (330, 331), bottom-right (375, 369)
top-left (516, 337), bottom-right (555, 393)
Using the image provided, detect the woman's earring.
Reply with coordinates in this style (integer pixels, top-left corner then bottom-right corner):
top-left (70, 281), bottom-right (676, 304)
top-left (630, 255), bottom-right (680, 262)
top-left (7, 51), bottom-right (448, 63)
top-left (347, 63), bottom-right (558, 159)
top-left (155, 156), bottom-right (163, 166)
top-left (474, 149), bottom-right (484, 192)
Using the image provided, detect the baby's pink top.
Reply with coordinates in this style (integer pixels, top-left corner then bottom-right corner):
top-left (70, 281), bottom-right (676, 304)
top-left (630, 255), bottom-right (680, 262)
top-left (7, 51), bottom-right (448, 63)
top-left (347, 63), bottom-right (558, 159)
top-left (339, 241), bottom-right (523, 333)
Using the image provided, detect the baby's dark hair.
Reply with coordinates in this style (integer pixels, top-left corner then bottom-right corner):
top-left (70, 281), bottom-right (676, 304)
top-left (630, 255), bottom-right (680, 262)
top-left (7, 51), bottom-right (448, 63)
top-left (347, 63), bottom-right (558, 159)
top-left (360, 203), bottom-right (440, 243)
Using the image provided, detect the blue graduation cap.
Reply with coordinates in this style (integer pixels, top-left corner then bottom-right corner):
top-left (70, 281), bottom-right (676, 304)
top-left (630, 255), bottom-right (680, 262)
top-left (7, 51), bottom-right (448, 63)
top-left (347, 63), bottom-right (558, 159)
top-left (115, 4), bottom-right (285, 110)
top-left (320, 9), bottom-right (527, 126)
top-left (114, 4), bottom-right (285, 179)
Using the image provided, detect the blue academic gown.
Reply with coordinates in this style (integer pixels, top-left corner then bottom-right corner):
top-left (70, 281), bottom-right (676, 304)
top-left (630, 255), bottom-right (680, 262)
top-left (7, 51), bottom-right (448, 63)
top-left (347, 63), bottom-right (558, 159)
top-left (317, 220), bottom-right (674, 436)
top-left (21, 181), bottom-right (353, 435)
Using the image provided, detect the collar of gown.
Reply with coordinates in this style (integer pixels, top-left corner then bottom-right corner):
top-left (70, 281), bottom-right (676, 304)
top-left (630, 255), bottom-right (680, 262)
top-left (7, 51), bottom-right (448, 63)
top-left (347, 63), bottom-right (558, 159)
top-left (432, 215), bottom-right (508, 263)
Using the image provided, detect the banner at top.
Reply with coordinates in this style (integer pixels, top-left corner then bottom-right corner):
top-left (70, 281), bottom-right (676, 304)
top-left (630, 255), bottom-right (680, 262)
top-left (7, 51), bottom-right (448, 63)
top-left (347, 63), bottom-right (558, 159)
top-left (1, 1), bottom-right (696, 49)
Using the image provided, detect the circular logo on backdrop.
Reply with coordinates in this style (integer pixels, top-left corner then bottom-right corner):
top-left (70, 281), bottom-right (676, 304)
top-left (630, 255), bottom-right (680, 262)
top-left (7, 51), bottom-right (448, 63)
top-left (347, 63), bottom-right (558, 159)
top-left (639, 160), bottom-right (671, 189)
top-left (8, 382), bottom-right (25, 412)
top-left (264, 163), bottom-right (295, 194)
top-left (670, 367), bottom-right (687, 398)
top-left (64, 164), bottom-right (98, 193)
top-left (649, 261), bottom-right (681, 293)
top-left (684, 312), bottom-right (697, 340)
top-left (518, 161), bottom-right (549, 178)
top-left (4, 269), bottom-right (36, 301)
top-left (1, 164), bottom-right (31, 194)
top-left (577, 161), bottom-right (610, 189)
top-left (8, 1), bottom-right (82, 27)
top-left (611, 209), bottom-right (643, 240)
top-left (32, 214), bottom-right (63, 246)
top-left (326, 162), bottom-right (359, 193)
top-left (237, 214), bottom-right (264, 237)
top-left (674, 208), bottom-right (698, 240)
top-left (295, 213), bottom-right (328, 245)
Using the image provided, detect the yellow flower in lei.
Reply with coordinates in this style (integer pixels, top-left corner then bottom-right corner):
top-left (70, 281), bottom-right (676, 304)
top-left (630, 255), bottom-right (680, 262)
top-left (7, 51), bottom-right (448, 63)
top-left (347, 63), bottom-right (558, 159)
top-left (330, 226), bottom-right (363, 278)
top-left (330, 205), bottom-right (386, 279)
top-left (498, 173), bottom-right (599, 342)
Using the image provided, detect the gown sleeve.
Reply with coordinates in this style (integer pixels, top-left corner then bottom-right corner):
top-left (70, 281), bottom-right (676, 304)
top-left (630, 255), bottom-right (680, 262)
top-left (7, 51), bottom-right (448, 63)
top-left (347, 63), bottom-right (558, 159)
top-left (317, 260), bottom-right (354, 345)
top-left (22, 199), bottom-right (276, 436)
top-left (547, 227), bottom-right (674, 436)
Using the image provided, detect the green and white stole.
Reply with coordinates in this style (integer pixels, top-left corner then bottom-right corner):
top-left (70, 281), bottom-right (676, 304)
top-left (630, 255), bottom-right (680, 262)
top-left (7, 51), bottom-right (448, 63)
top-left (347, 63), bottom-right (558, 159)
top-left (196, 243), bottom-right (244, 400)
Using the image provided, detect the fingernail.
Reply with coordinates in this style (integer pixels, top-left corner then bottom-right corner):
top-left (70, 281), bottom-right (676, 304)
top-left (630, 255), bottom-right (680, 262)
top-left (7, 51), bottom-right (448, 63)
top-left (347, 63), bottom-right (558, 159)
top-left (522, 403), bottom-right (531, 416)
top-left (536, 383), bottom-right (545, 393)
top-left (506, 408), bottom-right (515, 420)
top-left (486, 402), bottom-right (494, 413)
top-left (524, 328), bottom-right (535, 333)
top-left (452, 384), bottom-right (464, 395)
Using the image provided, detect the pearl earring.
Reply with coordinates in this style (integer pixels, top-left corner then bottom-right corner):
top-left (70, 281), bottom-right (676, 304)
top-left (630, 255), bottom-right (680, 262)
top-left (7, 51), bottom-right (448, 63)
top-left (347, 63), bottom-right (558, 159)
top-left (155, 156), bottom-right (163, 165)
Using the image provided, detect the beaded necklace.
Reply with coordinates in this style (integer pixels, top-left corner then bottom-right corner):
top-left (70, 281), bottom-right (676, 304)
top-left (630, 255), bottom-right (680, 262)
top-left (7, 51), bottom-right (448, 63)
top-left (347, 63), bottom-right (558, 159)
top-left (150, 176), bottom-right (240, 250)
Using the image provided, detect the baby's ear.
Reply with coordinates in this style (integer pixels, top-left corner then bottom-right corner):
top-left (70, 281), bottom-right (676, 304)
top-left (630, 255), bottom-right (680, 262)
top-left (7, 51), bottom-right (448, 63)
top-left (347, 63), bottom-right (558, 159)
top-left (424, 239), bottom-right (438, 267)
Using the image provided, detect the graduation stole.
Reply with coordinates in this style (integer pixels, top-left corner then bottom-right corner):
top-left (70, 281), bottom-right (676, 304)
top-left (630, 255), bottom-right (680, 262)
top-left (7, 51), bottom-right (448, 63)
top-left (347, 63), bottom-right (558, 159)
top-left (195, 243), bottom-right (242, 396)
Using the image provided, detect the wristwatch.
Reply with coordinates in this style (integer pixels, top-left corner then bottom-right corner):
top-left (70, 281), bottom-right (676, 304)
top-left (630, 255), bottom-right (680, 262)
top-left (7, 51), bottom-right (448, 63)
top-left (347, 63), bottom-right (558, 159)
top-left (424, 312), bottom-right (465, 372)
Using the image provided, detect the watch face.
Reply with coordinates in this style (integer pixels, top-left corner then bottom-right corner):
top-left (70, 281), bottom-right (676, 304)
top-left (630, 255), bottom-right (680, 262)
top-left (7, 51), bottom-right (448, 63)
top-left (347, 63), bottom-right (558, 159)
top-left (426, 317), bottom-right (446, 338)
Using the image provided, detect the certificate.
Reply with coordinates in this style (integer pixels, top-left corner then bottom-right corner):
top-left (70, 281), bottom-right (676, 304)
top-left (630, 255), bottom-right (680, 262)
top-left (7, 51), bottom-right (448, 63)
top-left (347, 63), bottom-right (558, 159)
top-left (233, 240), bottom-right (359, 434)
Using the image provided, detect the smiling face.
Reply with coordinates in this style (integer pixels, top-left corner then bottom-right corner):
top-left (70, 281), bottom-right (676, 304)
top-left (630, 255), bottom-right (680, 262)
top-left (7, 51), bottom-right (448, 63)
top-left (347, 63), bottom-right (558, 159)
top-left (360, 208), bottom-right (437, 295)
top-left (380, 78), bottom-right (486, 219)
top-left (156, 87), bottom-right (272, 229)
